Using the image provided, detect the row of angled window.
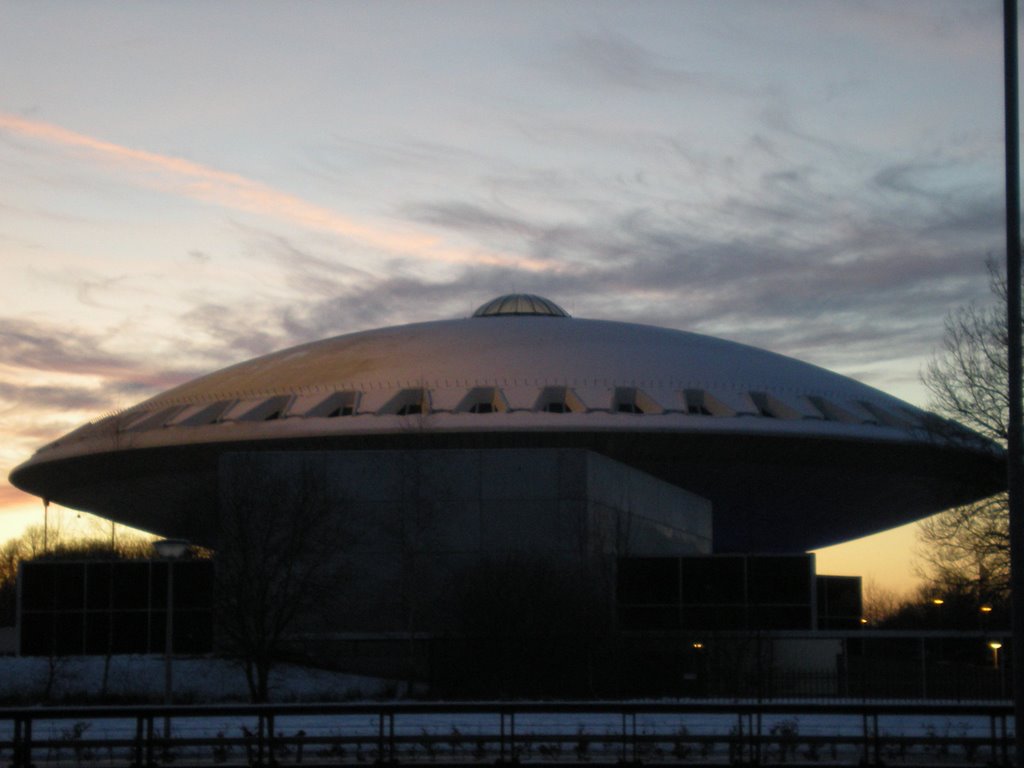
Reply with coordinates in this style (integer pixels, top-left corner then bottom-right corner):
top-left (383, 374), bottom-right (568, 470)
top-left (117, 386), bottom-right (920, 433)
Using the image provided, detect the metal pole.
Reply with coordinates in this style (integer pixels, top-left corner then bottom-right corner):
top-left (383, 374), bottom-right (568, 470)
top-left (1003, 1), bottom-right (1024, 764)
top-left (164, 560), bottom-right (174, 740)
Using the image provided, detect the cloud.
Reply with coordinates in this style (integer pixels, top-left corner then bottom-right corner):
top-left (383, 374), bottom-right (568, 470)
top-left (253, 230), bottom-right (378, 299)
top-left (0, 317), bottom-right (204, 401)
top-left (75, 274), bottom-right (133, 309)
top-left (830, 0), bottom-right (999, 59)
top-left (410, 202), bottom-right (544, 240)
top-left (0, 317), bottom-right (137, 378)
top-left (0, 380), bottom-right (110, 411)
top-left (0, 113), bottom-right (556, 273)
top-left (385, 126), bottom-right (999, 381)
top-left (406, 184), bottom-right (990, 313)
top-left (177, 302), bottom-right (283, 361)
top-left (554, 34), bottom-right (709, 92)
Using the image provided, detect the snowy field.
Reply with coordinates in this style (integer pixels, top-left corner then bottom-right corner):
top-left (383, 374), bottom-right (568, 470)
top-left (0, 655), bottom-right (394, 703)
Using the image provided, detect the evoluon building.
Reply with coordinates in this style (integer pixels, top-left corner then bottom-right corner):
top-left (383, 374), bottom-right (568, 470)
top-left (9, 294), bottom-right (1004, 689)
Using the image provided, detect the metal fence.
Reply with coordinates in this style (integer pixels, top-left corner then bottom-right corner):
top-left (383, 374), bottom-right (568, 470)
top-left (0, 699), bottom-right (1014, 768)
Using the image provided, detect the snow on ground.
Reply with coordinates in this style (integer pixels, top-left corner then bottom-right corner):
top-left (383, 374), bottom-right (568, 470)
top-left (0, 655), bottom-right (394, 703)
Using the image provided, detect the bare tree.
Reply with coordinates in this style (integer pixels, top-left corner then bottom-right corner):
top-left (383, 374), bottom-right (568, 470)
top-left (861, 579), bottom-right (911, 625)
top-left (916, 494), bottom-right (1009, 601)
top-left (923, 263), bottom-right (1010, 443)
top-left (215, 455), bottom-right (349, 702)
top-left (920, 260), bottom-right (1011, 602)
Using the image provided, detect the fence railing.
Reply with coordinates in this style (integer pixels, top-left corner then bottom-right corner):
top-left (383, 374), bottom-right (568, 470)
top-left (0, 699), bottom-right (1014, 767)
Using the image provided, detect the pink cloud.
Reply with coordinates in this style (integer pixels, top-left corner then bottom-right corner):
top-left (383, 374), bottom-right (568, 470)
top-left (0, 113), bottom-right (556, 273)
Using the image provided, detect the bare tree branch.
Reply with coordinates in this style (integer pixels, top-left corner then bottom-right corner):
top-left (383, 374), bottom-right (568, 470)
top-left (919, 259), bottom-right (1012, 604)
top-left (215, 455), bottom-right (349, 702)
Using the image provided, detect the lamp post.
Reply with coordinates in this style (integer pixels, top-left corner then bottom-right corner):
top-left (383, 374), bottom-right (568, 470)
top-left (153, 538), bottom-right (189, 739)
top-left (1002, 0), bottom-right (1024, 759)
top-left (990, 640), bottom-right (1006, 699)
top-left (991, 640), bottom-right (1004, 670)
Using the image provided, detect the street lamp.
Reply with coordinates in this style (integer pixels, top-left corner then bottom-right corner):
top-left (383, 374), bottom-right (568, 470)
top-left (990, 640), bottom-right (1003, 670)
top-left (989, 640), bottom-right (1006, 699)
top-left (153, 538), bottom-right (189, 738)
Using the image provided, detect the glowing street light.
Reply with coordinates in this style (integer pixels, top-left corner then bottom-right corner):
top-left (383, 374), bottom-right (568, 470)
top-left (990, 640), bottom-right (1003, 669)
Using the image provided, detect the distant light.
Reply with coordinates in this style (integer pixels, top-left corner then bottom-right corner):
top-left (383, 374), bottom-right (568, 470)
top-left (931, 598), bottom-right (945, 605)
top-left (692, 642), bottom-right (704, 650)
top-left (990, 641), bottom-right (1004, 651)
top-left (980, 604), bottom-right (994, 613)
top-left (859, 617), bottom-right (868, 625)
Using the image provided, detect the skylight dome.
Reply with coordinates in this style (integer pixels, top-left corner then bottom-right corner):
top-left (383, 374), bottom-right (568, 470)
top-left (472, 293), bottom-right (570, 318)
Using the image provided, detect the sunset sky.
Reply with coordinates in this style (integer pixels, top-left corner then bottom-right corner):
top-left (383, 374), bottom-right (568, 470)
top-left (0, 1), bottom-right (1011, 595)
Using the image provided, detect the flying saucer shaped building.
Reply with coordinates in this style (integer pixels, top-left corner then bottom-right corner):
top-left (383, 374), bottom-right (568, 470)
top-left (9, 294), bottom-right (1007, 687)
top-left (11, 293), bottom-right (1002, 554)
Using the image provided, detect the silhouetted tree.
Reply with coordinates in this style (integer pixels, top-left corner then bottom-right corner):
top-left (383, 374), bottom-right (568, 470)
top-left (919, 260), bottom-right (1012, 603)
top-left (861, 579), bottom-right (907, 626)
top-left (875, 583), bottom-right (1008, 631)
top-left (215, 455), bottom-right (349, 702)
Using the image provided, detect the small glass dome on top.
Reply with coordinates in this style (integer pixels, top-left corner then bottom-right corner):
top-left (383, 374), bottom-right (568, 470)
top-left (472, 294), bottom-right (570, 318)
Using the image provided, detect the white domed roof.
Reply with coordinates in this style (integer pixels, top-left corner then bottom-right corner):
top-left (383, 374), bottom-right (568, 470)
top-left (22, 306), bottom-right (957, 452)
top-left (9, 296), bottom-right (1002, 553)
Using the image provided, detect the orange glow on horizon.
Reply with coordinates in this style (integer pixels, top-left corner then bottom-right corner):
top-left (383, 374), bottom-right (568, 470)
top-left (0, 484), bottom-right (39, 510)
